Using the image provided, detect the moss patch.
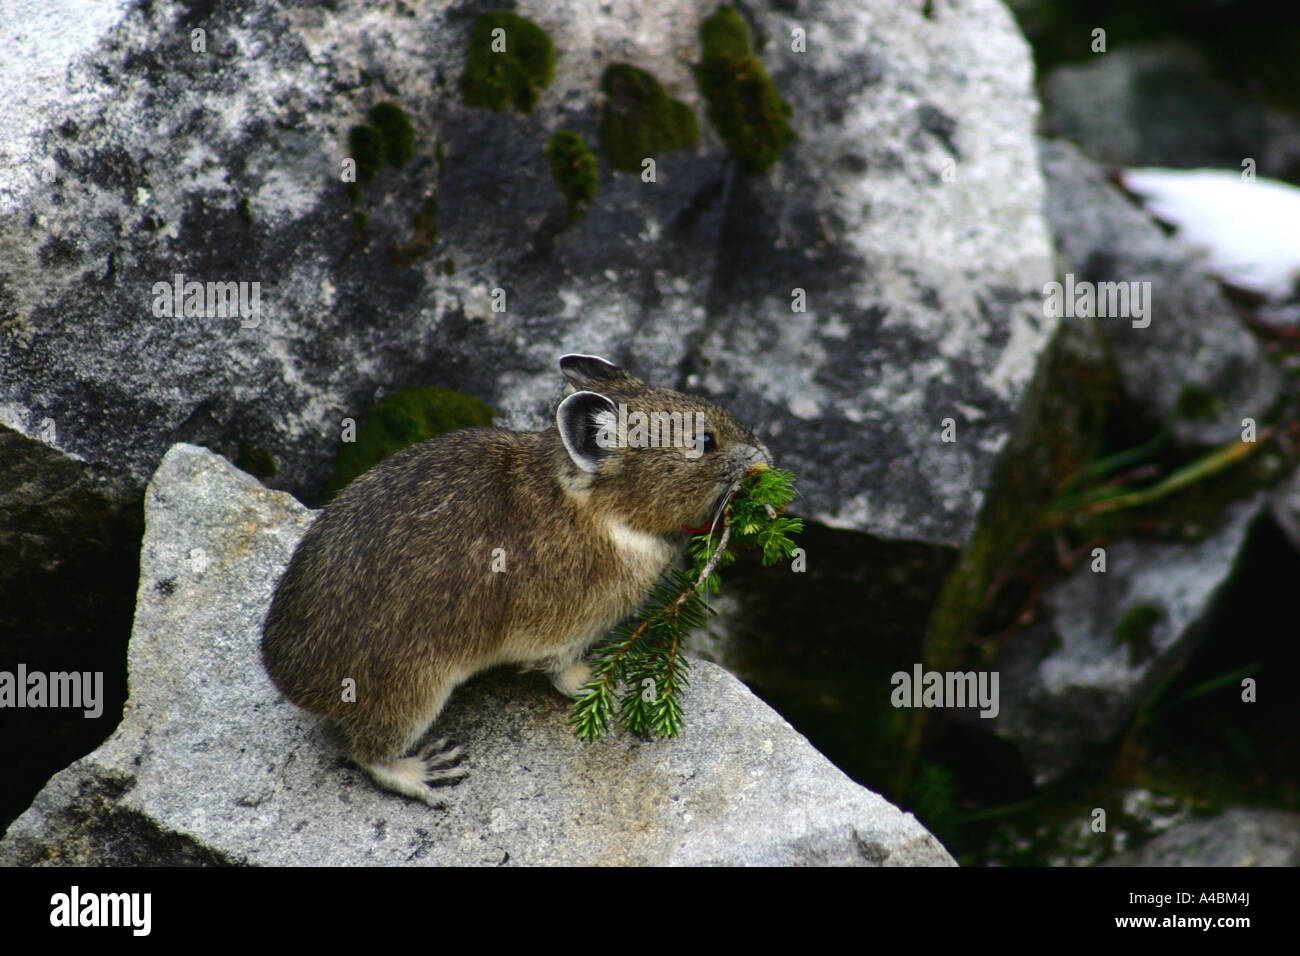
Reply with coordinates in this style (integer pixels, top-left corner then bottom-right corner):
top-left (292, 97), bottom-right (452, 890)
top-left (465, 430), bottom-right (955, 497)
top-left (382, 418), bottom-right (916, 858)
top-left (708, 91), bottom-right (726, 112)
top-left (235, 442), bottom-right (276, 480)
top-left (545, 130), bottom-right (599, 218)
top-left (598, 64), bottom-right (699, 174)
top-left (348, 102), bottom-right (416, 185)
top-left (368, 102), bottom-right (415, 168)
top-left (348, 124), bottom-right (386, 184)
top-left (460, 12), bottom-right (555, 113)
top-left (694, 5), bottom-right (795, 174)
top-left (1176, 384), bottom-right (1221, 420)
top-left (1116, 604), bottom-right (1162, 665)
top-left (327, 386), bottom-right (498, 496)
top-left (699, 4), bottom-right (753, 60)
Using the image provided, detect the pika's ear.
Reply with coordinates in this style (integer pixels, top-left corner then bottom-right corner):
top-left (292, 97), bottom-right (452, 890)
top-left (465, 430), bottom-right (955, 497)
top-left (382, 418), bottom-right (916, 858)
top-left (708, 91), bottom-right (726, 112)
top-left (557, 390), bottom-right (619, 474)
top-left (559, 353), bottom-right (631, 389)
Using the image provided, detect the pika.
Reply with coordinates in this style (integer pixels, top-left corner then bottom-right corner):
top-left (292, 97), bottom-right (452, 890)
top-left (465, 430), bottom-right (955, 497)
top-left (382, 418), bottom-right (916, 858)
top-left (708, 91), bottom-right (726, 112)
top-left (261, 354), bottom-right (771, 805)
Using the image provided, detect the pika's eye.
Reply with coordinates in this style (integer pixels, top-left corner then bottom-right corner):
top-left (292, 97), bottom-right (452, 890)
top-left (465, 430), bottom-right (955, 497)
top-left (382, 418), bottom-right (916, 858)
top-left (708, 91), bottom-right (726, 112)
top-left (700, 432), bottom-right (716, 452)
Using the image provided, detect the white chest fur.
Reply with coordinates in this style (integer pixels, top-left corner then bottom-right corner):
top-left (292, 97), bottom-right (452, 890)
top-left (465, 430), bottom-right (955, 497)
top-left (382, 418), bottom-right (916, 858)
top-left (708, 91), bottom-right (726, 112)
top-left (604, 518), bottom-right (676, 577)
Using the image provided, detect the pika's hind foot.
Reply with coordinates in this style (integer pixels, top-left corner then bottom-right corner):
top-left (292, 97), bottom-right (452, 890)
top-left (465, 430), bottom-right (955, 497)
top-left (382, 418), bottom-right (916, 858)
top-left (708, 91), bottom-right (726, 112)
top-left (363, 738), bottom-right (466, 807)
top-left (549, 659), bottom-right (593, 698)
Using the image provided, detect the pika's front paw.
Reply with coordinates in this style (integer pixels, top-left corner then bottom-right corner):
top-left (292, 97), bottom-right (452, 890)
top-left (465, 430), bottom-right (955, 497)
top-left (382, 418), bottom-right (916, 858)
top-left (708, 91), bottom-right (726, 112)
top-left (364, 738), bottom-right (467, 807)
top-left (549, 659), bottom-right (593, 698)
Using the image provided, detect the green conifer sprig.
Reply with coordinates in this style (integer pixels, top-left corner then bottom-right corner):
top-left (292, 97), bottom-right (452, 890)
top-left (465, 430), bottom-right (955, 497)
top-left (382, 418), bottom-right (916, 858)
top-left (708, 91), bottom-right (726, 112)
top-left (570, 465), bottom-right (802, 740)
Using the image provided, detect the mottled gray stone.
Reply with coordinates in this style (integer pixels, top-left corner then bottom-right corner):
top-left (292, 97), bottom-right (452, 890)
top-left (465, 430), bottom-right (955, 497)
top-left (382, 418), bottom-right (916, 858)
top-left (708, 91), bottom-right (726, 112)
top-left (0, 444), bottom-right (954, 867)
top-left (985, 494), bottom-right (1266, 786)
top-left (1041, 41), bottom-right (1300, 183)
top-left (684, 0), bottom-right (1056, 546)
top-left (2, 0), bottom-right (1059, 814)
top-left (1039, 139), bottom-right (1281, 447)
top-left (1, 0), bottom-right (1052, 541)
top-left (1103, 808), bottom-right (1300, 867)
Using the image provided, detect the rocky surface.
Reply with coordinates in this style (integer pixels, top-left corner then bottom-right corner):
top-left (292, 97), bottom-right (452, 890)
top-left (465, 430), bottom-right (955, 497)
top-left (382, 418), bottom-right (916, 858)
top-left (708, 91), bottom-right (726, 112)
top-left (0, 444), bottom-right (955, 867)
top-left (1038, 138), bottom-right (1281, 447)
top-left (0, 0), bottom-right (1059, 830)
top-left (1041, 41), bottom-right (1300, 183)
top-left (1, 0), bottom-right (1052, 540)
top-left (984, 494), bottom-right (1267, 786)
top-left (1103, 808), bottom-right (1300, 867)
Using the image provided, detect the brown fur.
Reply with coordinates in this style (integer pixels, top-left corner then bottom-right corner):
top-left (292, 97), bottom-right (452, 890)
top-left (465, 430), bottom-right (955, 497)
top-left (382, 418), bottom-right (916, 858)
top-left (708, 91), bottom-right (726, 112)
top-left (261, 354), bottom-right (769, 803)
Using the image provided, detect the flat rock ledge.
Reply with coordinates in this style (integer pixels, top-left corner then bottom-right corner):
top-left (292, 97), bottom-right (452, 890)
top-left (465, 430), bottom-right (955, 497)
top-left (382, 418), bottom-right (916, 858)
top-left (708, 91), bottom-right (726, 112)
top-left (1, 444), bottom-right (953, 867)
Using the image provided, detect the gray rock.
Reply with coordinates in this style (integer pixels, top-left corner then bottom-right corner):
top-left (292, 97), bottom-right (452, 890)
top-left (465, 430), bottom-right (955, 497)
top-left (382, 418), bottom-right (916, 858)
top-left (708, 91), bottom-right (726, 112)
top-left (986, 494), bottom-right (1266, 786)
top-left (0, 444), bottom-right (955, 866)
top-left (1, 0), bottom-right (1051, 538)
top-left (1103, 808), bottom-right (1300, 867)
top-left (1, 0), bottom-right (1057, 816)
top-left (1041, 41), bottom-right (1300, 183)
top-left (1038, 139), bottom-right (1282, 447)
top-left (0, 424), bottom-right (138, 593)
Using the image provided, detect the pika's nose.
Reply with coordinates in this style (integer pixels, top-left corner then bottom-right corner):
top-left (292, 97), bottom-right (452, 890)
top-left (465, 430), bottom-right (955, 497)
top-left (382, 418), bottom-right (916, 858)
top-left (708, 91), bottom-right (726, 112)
top-left (746, 442), bottom-right (773, 468)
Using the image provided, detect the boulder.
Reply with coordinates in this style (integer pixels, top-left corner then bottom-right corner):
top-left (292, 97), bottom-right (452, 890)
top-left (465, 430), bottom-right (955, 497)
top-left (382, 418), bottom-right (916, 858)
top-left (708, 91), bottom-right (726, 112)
top-left (985, 494), bottom-right (1267, 785)
top-left (0, 444), bottom-right (955, 866)
top-left (1103, 807), bottom-right (1300, 867)
top-left (1038, 138), bottom-right (1282, 447)
top-left (1041, 41), bottom-right (1300, 183)
top-left (1, 0), bottom-right (1058, 824)
top-left (1, 0), bottom-right (1054, 535)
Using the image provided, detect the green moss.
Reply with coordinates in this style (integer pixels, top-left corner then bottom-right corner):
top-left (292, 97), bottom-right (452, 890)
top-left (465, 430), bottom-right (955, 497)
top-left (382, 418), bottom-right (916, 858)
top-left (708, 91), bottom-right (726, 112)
top-left (545, 130), bottom-right (599, 218)
top-left (699, 4), bottom-right (753, 59)
top-left (694, 5), bottom-right (795, 174)
top-left (235, 442), bottom-right (276, 480)
top-left (1116, 604), bottom-right (1162, 664)
top-left (1176, 384), bottom-right (1221, 420)
top-left (347, 103), bottom-right (415, 186)
top-left (598, 64), bottom-right (699, 174)
top-left (443, 257), bottom-right (456, 275)
top-left (435, 139), bottom-right (447, 171)
top-left (327, 386), bottom-right (499, 496)
top-left (460, 12), bottom-right (556, 113)
top-left (368, 102), bottom-right (415, 168)
top-left (909, 761), bottom-right (960, 843)
top-left (348, 124), bottom-right (386, 183)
